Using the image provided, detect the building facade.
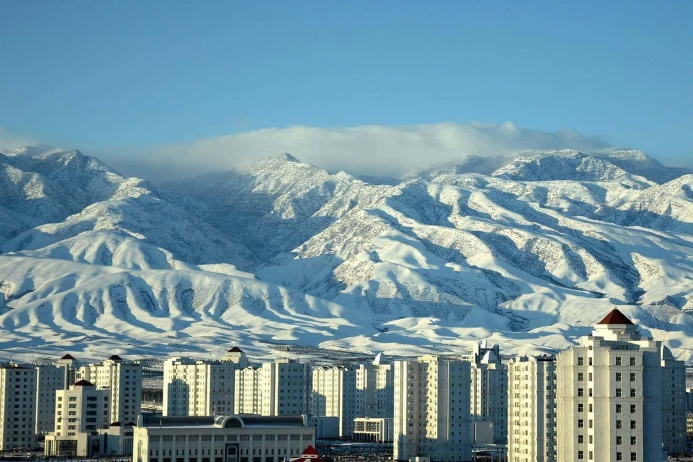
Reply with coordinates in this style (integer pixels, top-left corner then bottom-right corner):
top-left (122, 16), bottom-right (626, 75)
top-left (44, 380), bottom-right (111, 457)
top-left (77, 355), bottom-right (142, 424)
top-left (466, 341), bottom-right (508, 445)
top-left (0, 363), bottom-right (37, 451)
top-left (235, 359), bottom-right (310, 417)
top-left (311, 365), bottom-right (356, 437)
top-left (133, 414), bottom-right (315, 462)
top-left (355, 353), bottom-right (394, 419)
top-left (35, 353), bottom-right (77, 435)
top-left (163, 356), bottom-right (241, 417)
top-left (508, 355), bottom-right (557, 462)
top-left (393, 355), bottom-right (472, 462)
top-left (556, 308), bottom-right (686, 462)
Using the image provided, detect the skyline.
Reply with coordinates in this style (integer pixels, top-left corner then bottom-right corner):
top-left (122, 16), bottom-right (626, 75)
top-left (1, 1), bottom-right (692, 179)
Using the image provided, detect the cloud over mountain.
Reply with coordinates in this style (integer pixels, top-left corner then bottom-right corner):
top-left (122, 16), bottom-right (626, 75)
top-left (103, 122), bottom-right (613, 182)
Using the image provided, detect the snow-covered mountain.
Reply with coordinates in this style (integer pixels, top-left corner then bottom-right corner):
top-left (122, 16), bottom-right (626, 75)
top-left (1, 146), bottom-right (692, 363)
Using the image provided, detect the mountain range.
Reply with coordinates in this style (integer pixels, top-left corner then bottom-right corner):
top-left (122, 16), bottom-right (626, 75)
top-left (0, 145), bottom-right (692, 363)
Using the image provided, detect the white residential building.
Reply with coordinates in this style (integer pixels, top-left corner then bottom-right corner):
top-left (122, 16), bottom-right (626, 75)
top-left (466, 341), bottom-right (508, 444)
top-left (556, 308), bottom-right (686, 462)
top-left (163, 348), bottom-right (247, 417)
top-left (235, 359), bottom-right (310, 417)
top-left (355, 353), bottom-right (394, 419)
top-left (0, 362), bottom-right (37, 451)
top-left (35, 353), bottom-right (77, 435)
top-left (393, 355), bottom-right (472, 462)
top-left (76, 354), bottom-right (142, 424)
top-left (508, 355), bottom-right (557, 462)
top-left (235, 365), bottom-right (262, 414)
top-left (133, 414), bottom-right (315, 462)
top-left (311, 365), bottom-right (357, 437)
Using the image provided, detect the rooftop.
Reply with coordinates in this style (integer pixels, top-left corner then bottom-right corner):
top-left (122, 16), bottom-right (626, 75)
top-left (227, 347), bottom-right (244, 353)
top-left (74, 379), bottom-right (95, 387)
top-left (598, 308), bottom-right (634, 325)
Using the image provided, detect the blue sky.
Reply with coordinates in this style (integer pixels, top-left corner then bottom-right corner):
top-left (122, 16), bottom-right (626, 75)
top-left (1, 1), bottom-right (691, 177)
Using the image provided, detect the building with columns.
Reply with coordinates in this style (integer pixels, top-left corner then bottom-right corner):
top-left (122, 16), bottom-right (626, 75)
top-left (132, 414), bottom-right (315, 462)
top-left (556, 308), bottom-right (686, 462)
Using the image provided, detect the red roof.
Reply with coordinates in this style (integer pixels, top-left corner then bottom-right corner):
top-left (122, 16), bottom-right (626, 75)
top-left (302, 446), bottom-right (318, 456)
top-left (227, 347), bottom-right (244, 353)
top-left (74, 380), bottom-right (94, 387)
top-left (60, 354), bottom-right (75, 360)
top-left (598, 309), bottom-right (633, 325)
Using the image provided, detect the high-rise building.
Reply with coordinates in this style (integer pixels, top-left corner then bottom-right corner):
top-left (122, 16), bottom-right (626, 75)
top-left (466, 341), bottom-right (508, 444)
top-left (35, 354), bottom-right (78, 435)
top-left (311, 365), bottom-right (357, 437)
top-left (77, 355), bottom-right (142, 424)
top-left (393, 355), bottom-right (472, 462)
top-left (235, 365), bottom-right (261, 414)
top-left (235, 359), bottom-right (310, 416)
top-left (355, 353), bottom-right (394, 419)
top-left (0, 363), bottom-right (37, 451)
top-left (556, 308), bottom-right (686, 462)
top-left (163, 348), bottom-right (247, 416)
top-left (508, 355), bottom-right (557, 462)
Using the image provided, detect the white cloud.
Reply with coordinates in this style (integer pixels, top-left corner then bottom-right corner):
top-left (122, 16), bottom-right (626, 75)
top-left (105, 122), bottom-right (612, 182)
top-left (0, 127), bottom-right (38, 152)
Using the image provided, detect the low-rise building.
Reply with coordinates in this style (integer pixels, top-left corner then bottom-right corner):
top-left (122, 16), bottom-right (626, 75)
top-left (353, 417), bottom-right (393, 443)
top-left (133, 414), bottom-right (315, 462)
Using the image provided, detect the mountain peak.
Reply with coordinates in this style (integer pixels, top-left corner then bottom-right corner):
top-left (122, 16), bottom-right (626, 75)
top-left (276, 152), bottom-right (300, 163)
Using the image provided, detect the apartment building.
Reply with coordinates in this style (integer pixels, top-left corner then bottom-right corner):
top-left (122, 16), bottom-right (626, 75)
top-left (0, 363), bottom-right (37, 451)
top-left (35, 353), bottom-right (77, 435)
top-left (311, 365), bottom-right (357, 437)
top-left (44, 380), bottom-right (111, 456)
top-left (393, 355), bottom-right (472, 462)
top-left (466, 341), bottom-right (508, 444)
top-left (508, 355), bottom-right (557, 462)
top-left (77, 355), bottom-right (142, 424)
top-left (355, 353), bottom-right (394, 419)
top-left (235, 359), bottom-right (310, 417)
top-left (556, 308), bottom-right (686, 462)
top-left (163, 356), bottom-right (242, 416)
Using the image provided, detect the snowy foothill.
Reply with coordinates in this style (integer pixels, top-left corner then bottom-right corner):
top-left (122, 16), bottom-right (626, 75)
top-left (0, 146), bottom-right (692, 364)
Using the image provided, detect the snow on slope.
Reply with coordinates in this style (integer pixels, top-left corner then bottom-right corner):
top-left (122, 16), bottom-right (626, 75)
top-left (1, 147), bottom-right (693, 363)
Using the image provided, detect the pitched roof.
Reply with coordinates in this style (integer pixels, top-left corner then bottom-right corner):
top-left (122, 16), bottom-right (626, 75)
top-left (302, 446), bottom-right (318, 456)
top-left (227, 347), bottom-right (244, 353)
top-left (598, 308), bottom-right (634, 325)
top-left (74, 380), bottom-right (94, 387)
top-left (108, 354), bottom-right (123, 361)
top-left (60, 354), bottom-right (75, 360)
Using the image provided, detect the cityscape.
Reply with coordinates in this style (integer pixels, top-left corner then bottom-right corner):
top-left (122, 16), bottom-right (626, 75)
top-left (0, 309), bottom-right (689, 462)
top-left (1, 2), bottom-right (692, 462)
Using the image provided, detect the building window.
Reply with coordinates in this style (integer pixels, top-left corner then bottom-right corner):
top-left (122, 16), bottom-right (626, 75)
top-left (630, 389), bottom-right (636, 398)
top-left (616, 388), bottom-right (622, 397)
top-left (631, 436), bottom-right (636, 445)
top-left (630, 357), bottom-right (636, 366)
top-left (630, 421), bottom-right (636, 429)
top-left (616, 373), bottom-right (622, 382)
top-left (578, 373), bottom-right (584, 381)
top-left (630, 453), bottom-right (636, 461)
top-left (617, 453), bottom-right (622, 461)
top-left (630, 404), bottom-right (636, 413)
top-left (578, 388), bottom-right (584, 397)
top-left (578, 357), bottom-right (584, 366)
top-left (616, 357), bottom-right (622, 365)
top-left (578, 420), bottom-right (584, 428)
top-left (616, 404), bottom-right (622, 413)
top-left (617, 436), bottom-right (622, 445)
top-left (616, 420), bottom-right (622, 429)
top-left (578, 404), bottom-right (584, 412)
top-left (578, 451), bottom-right (584, 460)
top-left (630, 373), bottom-right (636, 382)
